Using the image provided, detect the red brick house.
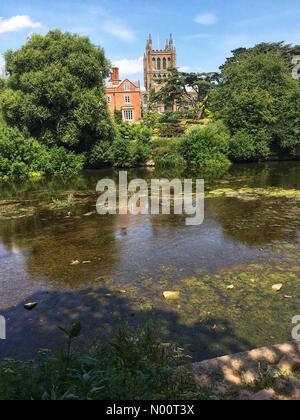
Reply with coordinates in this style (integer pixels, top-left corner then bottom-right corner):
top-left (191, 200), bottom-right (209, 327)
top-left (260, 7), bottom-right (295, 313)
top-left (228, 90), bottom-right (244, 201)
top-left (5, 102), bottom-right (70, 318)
top-left (105, 67), bottom-right (141, 123)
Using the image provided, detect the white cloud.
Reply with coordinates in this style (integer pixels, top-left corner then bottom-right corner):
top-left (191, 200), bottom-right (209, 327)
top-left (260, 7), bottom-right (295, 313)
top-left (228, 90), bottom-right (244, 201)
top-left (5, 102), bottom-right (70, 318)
top-left (0, 15), bottom-right (41, 34)
top-left (195, 13), bottom-right (218, 26)
top-left (114, 56), bottom-right (143, 78)
top-left (103, 21), bottom-right (136, 42)
top-left (178, 66), bottom-right (191, 72)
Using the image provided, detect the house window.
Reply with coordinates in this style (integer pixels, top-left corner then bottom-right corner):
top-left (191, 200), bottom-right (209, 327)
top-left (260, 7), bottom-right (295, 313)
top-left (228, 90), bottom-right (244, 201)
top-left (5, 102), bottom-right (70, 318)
top-left (107, 96), bottom-right (111, 104)
top-left (123, 109), bottom-right (134, 122)
top-left (157, 58), bottom-right (161, 70)
top-left (124, 95), bottom-right (131, 104)
top-left (124, 82), bottom-right (130, 91)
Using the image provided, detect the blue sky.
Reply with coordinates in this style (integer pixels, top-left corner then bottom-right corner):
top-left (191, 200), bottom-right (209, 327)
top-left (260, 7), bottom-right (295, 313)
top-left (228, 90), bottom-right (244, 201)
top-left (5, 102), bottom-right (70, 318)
top-left (1, 0), bottom-right (300, 85)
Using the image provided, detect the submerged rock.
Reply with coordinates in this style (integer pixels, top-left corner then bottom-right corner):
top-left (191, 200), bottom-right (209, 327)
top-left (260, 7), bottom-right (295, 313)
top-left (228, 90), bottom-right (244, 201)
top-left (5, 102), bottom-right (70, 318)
top-left (272, 284), bottom-right (283, 292)
top-left (163, 291), bottom-right (180, 300)
top-left (24, 302), bottom-right (38, 311)
top-left (70, 260), bottom-right (80, 266)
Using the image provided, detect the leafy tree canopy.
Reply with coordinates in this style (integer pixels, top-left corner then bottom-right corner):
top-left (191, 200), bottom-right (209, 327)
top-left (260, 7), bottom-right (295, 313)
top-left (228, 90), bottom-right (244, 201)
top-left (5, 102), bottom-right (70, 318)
top-left (212, 42), bottom-right (300, 160)
top-left (155, 68), bottom-right (220, 119)
top-left (0, 30), bottom-right (115, 152)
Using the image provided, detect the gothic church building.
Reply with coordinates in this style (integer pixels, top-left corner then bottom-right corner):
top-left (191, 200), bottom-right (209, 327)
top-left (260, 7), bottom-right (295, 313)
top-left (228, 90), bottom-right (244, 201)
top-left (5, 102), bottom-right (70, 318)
top-left (143, 34), bottom-right (177, 112)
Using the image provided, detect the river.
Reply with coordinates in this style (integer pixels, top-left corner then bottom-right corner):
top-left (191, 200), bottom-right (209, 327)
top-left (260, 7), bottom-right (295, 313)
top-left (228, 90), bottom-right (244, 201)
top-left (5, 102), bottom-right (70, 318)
top-left (1, 162), bottom-right (300, 361)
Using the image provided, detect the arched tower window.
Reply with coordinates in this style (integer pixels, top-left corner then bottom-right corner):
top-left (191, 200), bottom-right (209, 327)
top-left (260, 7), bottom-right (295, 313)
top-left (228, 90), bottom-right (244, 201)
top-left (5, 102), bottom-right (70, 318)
top-left (157, 58), bottom-right (161, 70)
top-left (163, 58), bottom-right (167, 70)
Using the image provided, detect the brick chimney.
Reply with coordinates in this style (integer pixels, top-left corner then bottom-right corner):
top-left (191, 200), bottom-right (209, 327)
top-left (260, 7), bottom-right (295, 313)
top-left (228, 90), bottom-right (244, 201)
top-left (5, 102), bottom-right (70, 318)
top-left (110, 67), bottom-right (120, 85)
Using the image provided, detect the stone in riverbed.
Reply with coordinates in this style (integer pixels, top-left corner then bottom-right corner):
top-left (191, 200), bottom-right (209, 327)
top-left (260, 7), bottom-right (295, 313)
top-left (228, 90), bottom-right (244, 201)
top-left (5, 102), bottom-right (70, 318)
top-left (24, 302), bottom-right (38, 311)
top-left (163, 291), bottom-right (180, 300)
top-left (272, 284), bottom-right (283, 292)
top-left (83, 212), bottom-right (95, 217)
top-left (71, 260), bottom-right (80, 266)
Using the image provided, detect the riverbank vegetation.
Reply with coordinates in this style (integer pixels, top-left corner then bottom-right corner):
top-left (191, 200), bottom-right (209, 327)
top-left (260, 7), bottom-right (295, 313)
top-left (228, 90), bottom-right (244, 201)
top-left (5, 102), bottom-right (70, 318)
top-left (0, 32), bottom-right (300, 181)
top-left (0, 324), bottom-right (205, 401)
top-left (0, 117), bottom-right (84, 180)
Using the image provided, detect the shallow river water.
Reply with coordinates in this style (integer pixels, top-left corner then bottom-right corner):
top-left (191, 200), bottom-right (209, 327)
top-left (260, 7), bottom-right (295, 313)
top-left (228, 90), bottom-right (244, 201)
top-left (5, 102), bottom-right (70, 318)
top-left (1, 162), bottom-right (300, 361)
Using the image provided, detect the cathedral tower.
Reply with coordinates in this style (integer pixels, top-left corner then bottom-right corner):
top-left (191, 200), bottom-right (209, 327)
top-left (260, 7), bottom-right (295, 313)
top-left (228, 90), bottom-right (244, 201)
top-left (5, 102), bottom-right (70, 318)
top-left (144, 34), bottom-right (177, 93)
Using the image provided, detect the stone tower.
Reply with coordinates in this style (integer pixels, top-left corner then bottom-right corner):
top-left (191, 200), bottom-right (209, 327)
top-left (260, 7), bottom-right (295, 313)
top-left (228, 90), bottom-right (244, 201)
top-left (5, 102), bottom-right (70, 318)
top-left (144, 34), bottom-right (177, 93)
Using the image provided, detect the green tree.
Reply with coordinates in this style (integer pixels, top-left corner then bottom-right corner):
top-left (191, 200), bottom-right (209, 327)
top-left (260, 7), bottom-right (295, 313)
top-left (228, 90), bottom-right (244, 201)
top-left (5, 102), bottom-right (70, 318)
top-left (0, 78), bottom-right (6, 93)
top-left (0, 30), bottom-right (115, 153)
top-left (180, 121), bottom-right (231, 170)
top-left (156, 68), bottom-right (220, 119)
top-left (212, 42), bottom-right (300, 161)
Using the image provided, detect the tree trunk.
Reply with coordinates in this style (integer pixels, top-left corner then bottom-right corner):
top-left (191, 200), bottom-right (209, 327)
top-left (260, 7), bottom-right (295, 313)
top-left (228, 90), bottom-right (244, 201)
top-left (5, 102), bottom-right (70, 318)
top-left (199, 94), bottom-right (210, 120)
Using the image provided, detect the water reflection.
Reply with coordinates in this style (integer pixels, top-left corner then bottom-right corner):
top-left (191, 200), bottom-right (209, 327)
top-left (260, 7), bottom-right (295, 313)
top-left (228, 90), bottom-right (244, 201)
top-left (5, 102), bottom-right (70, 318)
top-left (1, 162), bottom-right (300, 360)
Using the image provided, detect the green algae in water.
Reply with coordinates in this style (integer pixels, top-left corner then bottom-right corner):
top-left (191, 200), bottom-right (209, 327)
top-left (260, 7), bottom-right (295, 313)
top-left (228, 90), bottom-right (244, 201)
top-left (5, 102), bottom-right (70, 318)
top-left (207, 187), bottom-right (300, 200)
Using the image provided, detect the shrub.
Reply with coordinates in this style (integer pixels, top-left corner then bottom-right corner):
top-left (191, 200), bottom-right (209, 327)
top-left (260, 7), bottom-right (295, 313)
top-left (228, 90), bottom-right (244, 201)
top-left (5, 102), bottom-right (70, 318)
top-left (88, 141), bottom-right (113, 167)
top-left (180, 122), bottom-right (231, 170)
top-left (130, 141), bottom-right (151, 165)
top-left (117, 123), bottom-right (152, 144)
top-left (159, 112), bottom-right (181, 124)
top-left (111, 138), bottom-right (135, 167)
top-left (45, 148), bottom-right (85, 175)
top-left (229, 129), bottom-right (271, 162)
top-left (134, 125), bottom-right (152, 144)
top-left (0, 78), bottom-right (6, 93)
top-left (179, 109), bottom-right (198, 120)
top-left (143, 112), bottom-right (161, 128)
top-left (151, 137), bottom-right (185, 168)
top-left (117, 123), bottom-right (136, 141)
top-left (0, 120), bottom-right (84, 180)
top-left (158, 123), bottom-right (186, 138)
top-left (0, 123), bottom-right (43, 180)
top-left (114, 109), bottom-right (123, 124)
top-left (155, 151), bottom-right (185, 168)
top-left (151, 136), bottom-right (183, 150)
top-left (111, 137), bottom-right (151, 168)
top-left (0, 324), bottom-right (202, 400)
